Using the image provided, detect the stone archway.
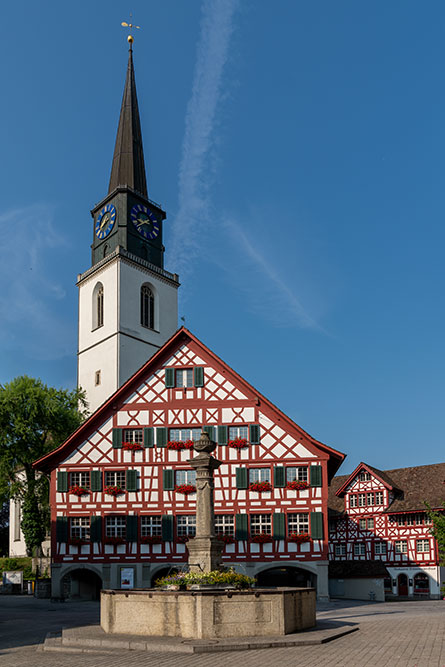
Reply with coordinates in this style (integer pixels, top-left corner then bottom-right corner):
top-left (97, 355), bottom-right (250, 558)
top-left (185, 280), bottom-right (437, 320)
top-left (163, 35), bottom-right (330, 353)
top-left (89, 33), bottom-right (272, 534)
top-left (255, 566), bottom-right (316, 588)
top-left (61, 567), bottom-right (103, 601)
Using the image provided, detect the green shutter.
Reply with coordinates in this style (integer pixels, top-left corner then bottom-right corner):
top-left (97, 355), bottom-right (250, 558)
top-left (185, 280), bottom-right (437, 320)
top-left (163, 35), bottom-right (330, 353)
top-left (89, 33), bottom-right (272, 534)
top-left (310, 465), bottom-right (322, 487)
top-left (235, 514), bottom-right (248, 540)
top-left (310, 512), bottom-right (324, 540)
top-left (249, 424), bottom-right (260, 445)
top-left (156, 427), bottom-right (168, 448)
top-left (112, 428), bottom-right (123, 449)
top-left (90, 516), bottom-right (102, 543)
top-left (194, 367), bottom-right (204, 387)
top-left (273, 466), bottom-right (286, 488)
top-left (203, 425), bottom-right (215, 441)
top-left (126, 470), bottom-right (138, 492)
top-left (91, 470), bottom-right (102, 492)
top-left (236, 467), bottom-right (248, 489)
top-left (161, 514), bottom-right (174, 541)
top-left (144, 427), bottom-right (154, 448)
top-left (217, 425), bottom-right (228, 445)
top-left (126, 515), bottom-right (138, 542)
top-left (165, 368), bottom-right (175, 388)
top-left (57, 471), bottom-right (68, 493)
top-left (163, 469), bottom-right (175, 491)
top-left (56, 516), bottom-right (68, 542)
top-left (273, 513), bottom-right (286, 540)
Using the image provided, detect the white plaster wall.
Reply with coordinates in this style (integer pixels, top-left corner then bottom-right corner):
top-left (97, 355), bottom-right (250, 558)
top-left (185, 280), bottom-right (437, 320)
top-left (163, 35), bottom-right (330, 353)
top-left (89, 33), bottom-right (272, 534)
top-left (78, 261), bottom-right (119, 352)
top-left (329, 577), bottom-right (385, 602)
top-left (78, 336), bottom-right (118, 414)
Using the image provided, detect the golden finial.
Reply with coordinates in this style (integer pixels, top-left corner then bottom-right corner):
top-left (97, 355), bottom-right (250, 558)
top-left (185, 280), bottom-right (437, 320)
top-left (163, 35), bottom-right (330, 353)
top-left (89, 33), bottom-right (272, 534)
top-left (121, 13), bottom-right (141, 46)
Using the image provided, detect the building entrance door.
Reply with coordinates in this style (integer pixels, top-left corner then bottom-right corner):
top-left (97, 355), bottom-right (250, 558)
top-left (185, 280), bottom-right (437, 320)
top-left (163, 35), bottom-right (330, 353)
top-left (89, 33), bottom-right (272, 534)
top-left (397, 573), bottom-right (408, 596)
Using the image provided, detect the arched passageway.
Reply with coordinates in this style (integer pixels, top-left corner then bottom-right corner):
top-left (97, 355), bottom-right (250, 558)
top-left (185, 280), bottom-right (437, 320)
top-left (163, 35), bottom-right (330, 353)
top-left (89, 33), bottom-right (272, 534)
top-left (61, 568), bottom-right (102, 601)
top-left (150, 567), bottom-right (179, 587)
top-left (256, 566), bottom-right (316, 588)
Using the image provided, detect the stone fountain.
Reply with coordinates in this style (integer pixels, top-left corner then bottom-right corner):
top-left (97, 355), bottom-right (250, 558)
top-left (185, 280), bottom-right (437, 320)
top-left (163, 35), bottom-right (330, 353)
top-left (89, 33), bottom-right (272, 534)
top-left (101, 432), bottom-right (316, 639)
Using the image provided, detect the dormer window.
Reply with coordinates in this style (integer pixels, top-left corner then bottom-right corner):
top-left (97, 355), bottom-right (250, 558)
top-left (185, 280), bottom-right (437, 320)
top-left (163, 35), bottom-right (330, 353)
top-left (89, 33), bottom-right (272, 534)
top-left (359, 471), bottom-right (371, 481)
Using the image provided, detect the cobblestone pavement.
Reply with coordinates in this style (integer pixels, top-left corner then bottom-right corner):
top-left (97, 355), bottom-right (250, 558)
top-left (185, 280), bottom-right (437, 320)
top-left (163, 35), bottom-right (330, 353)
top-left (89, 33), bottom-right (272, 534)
top-left (0, 596), bottom-right (444, 666)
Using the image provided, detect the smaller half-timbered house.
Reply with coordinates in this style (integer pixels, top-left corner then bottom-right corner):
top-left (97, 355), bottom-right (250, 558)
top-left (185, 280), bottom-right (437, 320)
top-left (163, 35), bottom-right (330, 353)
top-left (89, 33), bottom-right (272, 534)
top-left (34, 327), bottom-right (345, 600)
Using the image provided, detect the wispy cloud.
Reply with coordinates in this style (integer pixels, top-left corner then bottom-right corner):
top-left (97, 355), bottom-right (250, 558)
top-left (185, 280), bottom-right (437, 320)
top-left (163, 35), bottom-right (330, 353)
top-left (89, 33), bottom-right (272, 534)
top-left (169, 0), bottom-right (239, 278)
top-left (0, 204), bottom-right (76, 361)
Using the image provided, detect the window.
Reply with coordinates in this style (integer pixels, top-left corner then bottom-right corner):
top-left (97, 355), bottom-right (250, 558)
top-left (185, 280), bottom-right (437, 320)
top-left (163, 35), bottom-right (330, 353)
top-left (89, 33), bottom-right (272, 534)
top-left (396, 515), bottom-right (405, 526)
top-left (177, 515), bottom-right (196, 537)
top-left (69, 472), bottom-right (90, 489)
top-left (367, 493), bottom-right (374, 505)
top-left (286, 467), bottom-right (308, 483)
top-left (287, 513), bottom-right (309, 535)
top-left (141, 516), bottom-right (162, 537)
top-left (249, 469), bottom-right (271, 484)
top-left (335, 544), bottom-right (346, 556)
top-left (93, 282), bottom-right (104, 329)
top-left (215, 515), bottom-right (235, 536)
top-left (359, 471), bottom-right (371, 481)
top-left (95, 370), bottom-right (101, 386)
top-left (141, 285), bottom-right (154, 329)
top-left (250, 514), bottom-right (272, 535)
top-left (14, 501), bottom-right (21, 541)
top-left (395, 540), bottom-right (408, 554)
top-left (169, 428), bottom-right (202, 442)
top-left (176, 470), bottom-right (196, 486)
top-left (354, 543), bottom-right (366, 556)
top-left (176, 369), bottom-right (193, 388)
top-left (349, 495), bottom-right (357, 508)
top-left (229, 426), bottom-right (249, 440)
top-left (416, 540), bottom-right (430, 553)
top-left (359, 519), bottom-right (367, 530)
top-left (70, 517), bottom-right (90, 540)
top-left (105, 516), bottom-right (126, 538)
top-left (123, 429), bottom-right (143, 444)
top-left (375, 542), bottom-right (387, 555)
top-left (358, 494), bottom-right (366, 507)
top-left (105, 471), bottom-right (126, 489)
top-left (375, 491), bottom-right (384, 505)
top-left (367, 518), bottom-right (374, 530)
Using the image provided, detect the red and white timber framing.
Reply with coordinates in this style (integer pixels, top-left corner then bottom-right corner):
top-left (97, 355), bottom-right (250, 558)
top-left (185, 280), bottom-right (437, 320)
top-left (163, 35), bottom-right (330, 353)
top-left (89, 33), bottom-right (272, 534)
top-left (34, 328), bottom-right (345, 576)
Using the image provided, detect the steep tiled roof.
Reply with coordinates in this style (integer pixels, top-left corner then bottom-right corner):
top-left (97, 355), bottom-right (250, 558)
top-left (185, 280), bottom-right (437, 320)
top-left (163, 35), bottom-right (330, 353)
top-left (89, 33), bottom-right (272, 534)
top-left (328, 462), bottom-right (445, 514)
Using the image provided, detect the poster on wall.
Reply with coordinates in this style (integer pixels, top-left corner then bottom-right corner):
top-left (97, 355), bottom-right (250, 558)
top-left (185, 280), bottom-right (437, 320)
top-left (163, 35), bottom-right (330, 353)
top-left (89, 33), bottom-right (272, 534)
top-left (3, 571), bottom-right (23, 587)
top-left (120, 568), bottom-right (134, 589)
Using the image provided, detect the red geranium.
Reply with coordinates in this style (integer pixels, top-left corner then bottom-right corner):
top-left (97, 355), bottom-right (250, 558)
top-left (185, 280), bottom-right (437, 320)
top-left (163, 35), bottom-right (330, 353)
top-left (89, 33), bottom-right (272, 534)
top-left (217, 534), bottom-right (235, 544)
top-left (288, 532), bottom-right (311, 543)
top-left (249, 481), bottom-right (272, 493)
top-left (69, 485), bottom-right (90, 497)
top-left (174, 484), bottom-right (196, 495)
top-left (104, 536), bottom-right (126, 545)
top-left (286, 480), bottom-right (309, 491)
top-left (141, 535), bottom-right (162, 544)
top-left (251, 533), bottom-right (273, 543)
top-left (228, 438), bottom-right (249, 449)
top-left (123, 442), bottom-right (143, 451)
top-left (167, 440), bottom-right (194, 450)
top-left (176, 535), bottom-right (190, 543)
top-left (104, 485), bottom-right (124, 497)
top-left (69, 537), bottom-right (89, 545)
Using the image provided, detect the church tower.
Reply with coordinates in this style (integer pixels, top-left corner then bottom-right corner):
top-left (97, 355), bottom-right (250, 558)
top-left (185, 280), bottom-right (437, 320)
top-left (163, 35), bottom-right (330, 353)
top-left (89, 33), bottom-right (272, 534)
top-left (77, 38), bottom-right (179, 413)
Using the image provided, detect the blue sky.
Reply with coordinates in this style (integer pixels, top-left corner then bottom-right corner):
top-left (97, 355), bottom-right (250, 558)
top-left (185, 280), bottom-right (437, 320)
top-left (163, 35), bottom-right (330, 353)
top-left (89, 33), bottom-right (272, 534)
top-left (1, 0), bottom-right (444, 475)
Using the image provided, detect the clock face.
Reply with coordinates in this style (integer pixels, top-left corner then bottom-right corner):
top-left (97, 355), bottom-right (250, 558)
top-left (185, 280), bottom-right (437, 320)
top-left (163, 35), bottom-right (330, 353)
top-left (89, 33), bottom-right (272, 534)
top-left (131, 204), bottom-right (160, 240)
top-left (95, 204), bottom-right (116, 239)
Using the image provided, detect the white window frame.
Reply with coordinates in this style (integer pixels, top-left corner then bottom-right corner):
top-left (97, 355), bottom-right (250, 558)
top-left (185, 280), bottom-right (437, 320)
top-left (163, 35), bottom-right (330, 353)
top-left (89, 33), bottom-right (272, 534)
top-left (395, 540), bottom-right (408, 554)
top-left (105, 516), bottom-right (126, 538)
top-left (249, 468), bottom-right (271, 484)
top-left (359, 518), bottom-right (367, 530)
top-left (175, 369), bottom-right (193, 388)
top-left (358, 494), bottom-right (366, 507)
top-left (176, 470), bottom-right (196, 486)
top-left (375, 491), bottom-right (384, 505)
top-left (70, 517), bottom-right (90, 540)
top-left (250, 514), bottom-right (272, 535)
top-left (141, 516), bottom-right (162, 537)
top-left (366, 493), bottom-right (374, 505)
top-left (169, 428), bottom-right (201, 442)
top-left (287, 513), bottom-right (309, 535)
top-left (286, 467), bottom-right (308, 483)
top-left (177, 515), bottom-right (196, 537)
top-left (354, 543), bottom-right (366, 556)
top-left (123, 429), bottom-right (143, 444)
top-left (228, 425), bottom-right (249, 440)
top-left (335, 544), bottom-right (346, 556)
top-left (105, 471), bottom-right (126, 489)
top-left (70, 471), bottom-right (90, 489)
top-left (359, 471), bottom-right (371, 481)
top-left (349, 494), bottom-right (357, 508)
top-left (374, 541), bottom-right (387, 555)
top-left (367, 518), bottom-right (374, 530)
top-left (215, 515), bottom-right (235, 536)
top-left (416, 539), bottom-right (430, 553)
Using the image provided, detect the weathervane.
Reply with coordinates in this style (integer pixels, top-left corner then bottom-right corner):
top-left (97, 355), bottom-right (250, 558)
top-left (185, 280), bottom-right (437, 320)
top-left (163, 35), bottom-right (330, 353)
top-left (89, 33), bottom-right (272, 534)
top-left (121, 13), bottom-right (141, 47)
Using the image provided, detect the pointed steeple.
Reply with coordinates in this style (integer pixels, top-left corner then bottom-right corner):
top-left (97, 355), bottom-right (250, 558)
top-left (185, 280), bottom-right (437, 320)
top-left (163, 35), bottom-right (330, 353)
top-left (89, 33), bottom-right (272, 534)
top-left (108, 43), bottom-right (148, 197)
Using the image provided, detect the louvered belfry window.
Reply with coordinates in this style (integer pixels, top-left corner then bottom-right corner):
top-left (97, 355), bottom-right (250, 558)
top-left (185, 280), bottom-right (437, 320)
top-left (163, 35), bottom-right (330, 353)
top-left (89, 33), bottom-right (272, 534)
top-left (141, 285), bottom-right (154, 329)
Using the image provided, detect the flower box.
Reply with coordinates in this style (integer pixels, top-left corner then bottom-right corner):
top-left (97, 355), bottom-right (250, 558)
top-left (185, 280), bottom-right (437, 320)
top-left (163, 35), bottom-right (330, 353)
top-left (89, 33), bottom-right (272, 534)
top-left (122, 442), bottom-right (143, 451)
top-left (174, 484), bottom-right (196, 495)
top-left (69, 537), bottom-right (90, 546)
top-left (286, 480), bottom-right (309, 491)
top-left (249, 481), bottom-right (272, 493)
top-left (251, 533), bottom-right (273, 543)
top-left (69, 485), bottom-right (90, 497)
top-left (176, 535), bottom-right (190, 543)
top-left (104, 536), bottom-right (126, 545)
top-left (167, 440), bottom-right (194, 451)
top-left (288, 532), bottom-right (311, 544)
top-left (141, 535), bottom-right (162, 545)
top-left (104, 485), bottom-right (125, 497)
top-left (216, 533), bottom-right (235, 544)
top-left (228, 438), bottom-right (249, 450)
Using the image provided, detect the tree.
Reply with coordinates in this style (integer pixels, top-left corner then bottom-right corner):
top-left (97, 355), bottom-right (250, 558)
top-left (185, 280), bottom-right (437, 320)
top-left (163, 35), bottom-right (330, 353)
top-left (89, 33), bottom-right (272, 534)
top-left (425, 502), bottom-right (445, 566)
top-left (0, 376), bottom-right (87, 556)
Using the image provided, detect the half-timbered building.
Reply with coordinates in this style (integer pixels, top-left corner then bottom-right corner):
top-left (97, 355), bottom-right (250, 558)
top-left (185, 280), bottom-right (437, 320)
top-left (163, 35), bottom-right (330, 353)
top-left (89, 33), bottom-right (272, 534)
top-left (34, 327), bottom-right (345, 600)
top-left (328, 462), bottom-right (445, 599)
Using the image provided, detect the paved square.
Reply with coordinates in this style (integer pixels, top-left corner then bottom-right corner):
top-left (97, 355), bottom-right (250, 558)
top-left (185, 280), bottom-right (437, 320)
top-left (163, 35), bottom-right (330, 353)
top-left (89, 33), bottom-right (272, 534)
top-left (0, 596), bottom-right (444, 666)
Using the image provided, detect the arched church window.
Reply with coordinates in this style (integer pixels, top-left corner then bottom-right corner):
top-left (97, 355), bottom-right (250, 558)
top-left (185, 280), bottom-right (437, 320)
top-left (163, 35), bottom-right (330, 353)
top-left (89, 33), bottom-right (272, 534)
top-left (103, 244), bottom-right (109, 258)
top-left (93, 282), bottom-right (104, 329)
top-left (141, 284), bottom-right (154, 329)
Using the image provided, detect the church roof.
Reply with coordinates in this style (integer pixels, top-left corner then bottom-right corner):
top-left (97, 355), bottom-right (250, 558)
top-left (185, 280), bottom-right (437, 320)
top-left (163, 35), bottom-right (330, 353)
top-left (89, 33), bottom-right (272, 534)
top-left (33, 327), bottom-right (346, 477)
top-left (328, 462), bottom-right (445, 514)
top-left (108, 44), bottom-right (148, 197)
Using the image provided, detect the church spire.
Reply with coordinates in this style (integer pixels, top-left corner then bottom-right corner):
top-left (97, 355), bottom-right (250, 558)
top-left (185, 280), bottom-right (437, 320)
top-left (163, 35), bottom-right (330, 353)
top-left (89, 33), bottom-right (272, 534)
top-left (108, 40), bottom-right (148, 198)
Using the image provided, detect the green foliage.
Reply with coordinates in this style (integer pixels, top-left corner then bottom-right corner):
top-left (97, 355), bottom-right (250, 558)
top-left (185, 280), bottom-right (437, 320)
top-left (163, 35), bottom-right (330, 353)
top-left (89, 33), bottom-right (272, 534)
top-left (0, 556), bottom-right (33, 579)
top-left (425, 502), bottom-right (445, 566)
top-left (155, 568), bottom-right (256, 589)
top-left (0, 376), bottom-right (88, 555)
